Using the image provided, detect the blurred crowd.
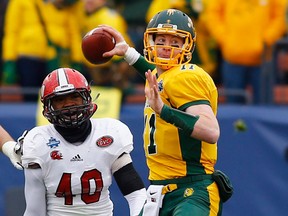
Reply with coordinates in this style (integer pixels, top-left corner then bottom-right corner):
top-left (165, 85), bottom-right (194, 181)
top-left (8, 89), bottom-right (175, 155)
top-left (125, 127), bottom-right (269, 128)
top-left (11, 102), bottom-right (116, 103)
top-left (0, 0), bottom-right (288, 104)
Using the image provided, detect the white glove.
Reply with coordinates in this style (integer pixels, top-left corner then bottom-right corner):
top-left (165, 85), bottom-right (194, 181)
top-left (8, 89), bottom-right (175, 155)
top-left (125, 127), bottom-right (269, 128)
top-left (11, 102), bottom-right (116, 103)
top-left (2, 141), bottom-right (23, 170)
top-left (2, 130), bottom-right (28, 170)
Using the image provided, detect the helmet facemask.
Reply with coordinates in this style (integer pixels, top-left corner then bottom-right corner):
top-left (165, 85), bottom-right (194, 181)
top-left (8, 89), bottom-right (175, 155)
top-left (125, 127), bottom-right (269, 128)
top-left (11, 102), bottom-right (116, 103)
top-left (44, 90), bottom-right (96, 128)
top-left (144, 27), bottom-right (194, 70)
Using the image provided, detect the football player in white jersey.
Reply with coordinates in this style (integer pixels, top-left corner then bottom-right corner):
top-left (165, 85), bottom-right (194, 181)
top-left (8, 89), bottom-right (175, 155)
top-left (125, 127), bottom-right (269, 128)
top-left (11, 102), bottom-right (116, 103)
top-left (20, 67), bottom-right (146, 216)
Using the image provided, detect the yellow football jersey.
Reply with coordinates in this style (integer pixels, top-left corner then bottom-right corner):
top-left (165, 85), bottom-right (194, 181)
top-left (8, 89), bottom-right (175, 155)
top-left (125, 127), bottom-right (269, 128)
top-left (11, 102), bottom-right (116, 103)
top-left (143, 64), bottom-right (218, 180)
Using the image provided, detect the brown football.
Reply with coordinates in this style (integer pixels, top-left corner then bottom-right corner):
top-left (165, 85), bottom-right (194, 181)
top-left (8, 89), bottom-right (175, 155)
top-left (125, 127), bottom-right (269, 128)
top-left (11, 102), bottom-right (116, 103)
top-left (81, 27), bottom-right (115, 65)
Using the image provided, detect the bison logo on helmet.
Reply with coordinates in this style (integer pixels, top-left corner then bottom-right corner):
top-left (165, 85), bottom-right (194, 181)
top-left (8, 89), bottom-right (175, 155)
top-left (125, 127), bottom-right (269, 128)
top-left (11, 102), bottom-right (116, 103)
top-left (167, 9), bottom-right (177, 16)
top-left (50, 150), bottom-right (63, 160)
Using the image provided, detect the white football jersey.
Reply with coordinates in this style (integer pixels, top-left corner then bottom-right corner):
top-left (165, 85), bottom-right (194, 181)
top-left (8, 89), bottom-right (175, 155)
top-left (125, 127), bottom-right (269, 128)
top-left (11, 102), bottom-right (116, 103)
top-left (22, 118), bottom-right (134, 216)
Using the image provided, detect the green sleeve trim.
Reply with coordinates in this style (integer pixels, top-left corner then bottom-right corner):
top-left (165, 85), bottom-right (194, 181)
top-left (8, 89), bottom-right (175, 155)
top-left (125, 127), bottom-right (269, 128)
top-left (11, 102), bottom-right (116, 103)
top-left (132, 56), bottom-right (156, 79)
top-left (160, 104), bottom-right (199, 136)
top-left (179, 100), bottom-right (210, 111)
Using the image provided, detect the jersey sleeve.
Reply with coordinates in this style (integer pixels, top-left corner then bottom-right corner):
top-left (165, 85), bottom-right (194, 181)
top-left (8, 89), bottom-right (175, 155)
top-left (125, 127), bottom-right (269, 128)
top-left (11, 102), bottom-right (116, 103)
top-left (24, 168), bottom-right (47, 216)
top-left (21, 126), bottom-right (49, 169)
top-left (104, 119), bottom-right (134, 158)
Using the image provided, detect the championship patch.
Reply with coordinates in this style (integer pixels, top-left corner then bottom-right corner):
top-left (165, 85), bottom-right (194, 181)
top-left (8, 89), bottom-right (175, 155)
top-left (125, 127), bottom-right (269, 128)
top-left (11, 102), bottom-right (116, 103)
top-left (96, 136), bottom-right (113, 147)
top-left (50, 150), bottom-right (63, 160)
top-left (47, 137), bottom-right (60, 148)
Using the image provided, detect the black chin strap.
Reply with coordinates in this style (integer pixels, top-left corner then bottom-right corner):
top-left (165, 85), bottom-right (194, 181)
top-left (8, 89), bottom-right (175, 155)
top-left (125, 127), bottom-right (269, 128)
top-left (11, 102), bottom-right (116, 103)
top-left (54, 120), bottom-right (92, 143)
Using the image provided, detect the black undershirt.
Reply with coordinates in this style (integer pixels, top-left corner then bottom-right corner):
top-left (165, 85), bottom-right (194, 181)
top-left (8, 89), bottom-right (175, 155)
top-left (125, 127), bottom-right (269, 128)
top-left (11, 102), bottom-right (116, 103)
top-left (54, 120), bottom-right (92, 143)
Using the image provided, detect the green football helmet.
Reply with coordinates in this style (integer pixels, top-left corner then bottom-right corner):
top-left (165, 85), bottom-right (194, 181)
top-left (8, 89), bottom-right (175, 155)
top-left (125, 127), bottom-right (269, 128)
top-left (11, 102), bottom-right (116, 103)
top-left (143, 9), bottom-right (196, 70)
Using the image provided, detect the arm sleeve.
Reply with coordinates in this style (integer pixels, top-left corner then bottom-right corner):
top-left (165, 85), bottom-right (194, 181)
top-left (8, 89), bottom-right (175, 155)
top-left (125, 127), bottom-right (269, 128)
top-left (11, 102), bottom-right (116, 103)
top-left (132, 56), bottom-right (156, 79)
top-left (124, 47), bottom-right (155, 79)
top-left (23, 168), bottom-right (46, 216)
top-left (112, 154), bottom-right (145, 195)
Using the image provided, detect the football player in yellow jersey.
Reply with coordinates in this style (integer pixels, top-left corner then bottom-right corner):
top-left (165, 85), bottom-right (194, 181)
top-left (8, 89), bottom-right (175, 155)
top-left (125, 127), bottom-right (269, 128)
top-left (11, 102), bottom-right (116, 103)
top-left (101, 9), bottom-right (232, 216)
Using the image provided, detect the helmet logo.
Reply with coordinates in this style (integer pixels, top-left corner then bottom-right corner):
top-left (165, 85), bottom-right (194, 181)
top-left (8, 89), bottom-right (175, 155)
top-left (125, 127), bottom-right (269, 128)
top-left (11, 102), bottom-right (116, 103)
top-left (55, 83), bottom-right (75, 93)
top-left (96, 136), bottom-right (113, 147)
top-left (50, 150), bottom-right (63, 160)
top-left (187, 17), bottom-right (193, 28)
top-left (157, 23), bottom-right (178, 30)
top-left (183, 188), bottom-right (194, 197)
top-left (167, 9), bottom-right (177, 16)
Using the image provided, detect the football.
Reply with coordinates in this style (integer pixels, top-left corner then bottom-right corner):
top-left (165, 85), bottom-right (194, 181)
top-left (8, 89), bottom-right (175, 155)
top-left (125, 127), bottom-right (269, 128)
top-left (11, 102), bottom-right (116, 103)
top-left (81, 27), bottom-right (116, 65)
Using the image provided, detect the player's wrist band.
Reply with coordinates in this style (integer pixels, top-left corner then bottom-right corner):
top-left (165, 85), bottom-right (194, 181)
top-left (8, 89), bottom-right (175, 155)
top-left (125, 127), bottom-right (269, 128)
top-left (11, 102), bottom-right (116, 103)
top-left (160, 104), bottom-right (199, 136)
top-left (124, 47), bottom-right (140, 65)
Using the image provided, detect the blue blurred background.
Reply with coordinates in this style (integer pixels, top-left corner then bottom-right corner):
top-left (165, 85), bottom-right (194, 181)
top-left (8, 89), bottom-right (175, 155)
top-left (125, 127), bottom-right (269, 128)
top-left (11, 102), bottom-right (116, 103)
top-left (1, 103), bottom-right (288, 216)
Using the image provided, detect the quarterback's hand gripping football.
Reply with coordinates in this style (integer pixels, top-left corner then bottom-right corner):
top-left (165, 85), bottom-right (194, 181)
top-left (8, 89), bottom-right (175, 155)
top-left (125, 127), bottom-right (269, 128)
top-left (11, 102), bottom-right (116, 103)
top-left (99, 25), bottom-right (129, 57)
top-left (2, 130), bottom-right (28, 170)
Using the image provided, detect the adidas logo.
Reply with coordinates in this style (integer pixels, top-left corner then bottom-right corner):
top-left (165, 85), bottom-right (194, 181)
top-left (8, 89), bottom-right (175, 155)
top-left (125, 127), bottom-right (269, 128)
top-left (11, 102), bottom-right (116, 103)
top-left (70, 154), bottom-right (83, 162)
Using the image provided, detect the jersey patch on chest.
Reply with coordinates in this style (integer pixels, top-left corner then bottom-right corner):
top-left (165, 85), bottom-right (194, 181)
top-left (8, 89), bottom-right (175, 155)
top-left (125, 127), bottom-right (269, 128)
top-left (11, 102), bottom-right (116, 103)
top-left (96, 135), bottom-right (113, 147)
top-left (50, 150), bottom-right (63, 160)
top-left (47, 137), bottom-right (60, 148)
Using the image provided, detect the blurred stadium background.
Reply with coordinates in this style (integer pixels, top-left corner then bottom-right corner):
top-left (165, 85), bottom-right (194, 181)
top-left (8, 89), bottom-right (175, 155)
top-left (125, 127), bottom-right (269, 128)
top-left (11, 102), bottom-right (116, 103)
top-left (1, 0), bottom-right (288, 215)
top-left (1, 102), bottom-right (288, 216)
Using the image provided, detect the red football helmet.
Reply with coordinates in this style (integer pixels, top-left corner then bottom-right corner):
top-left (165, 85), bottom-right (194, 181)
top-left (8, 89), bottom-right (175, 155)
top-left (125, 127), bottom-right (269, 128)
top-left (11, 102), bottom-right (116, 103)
top-left (41, 68), bottom-right (97, 128)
